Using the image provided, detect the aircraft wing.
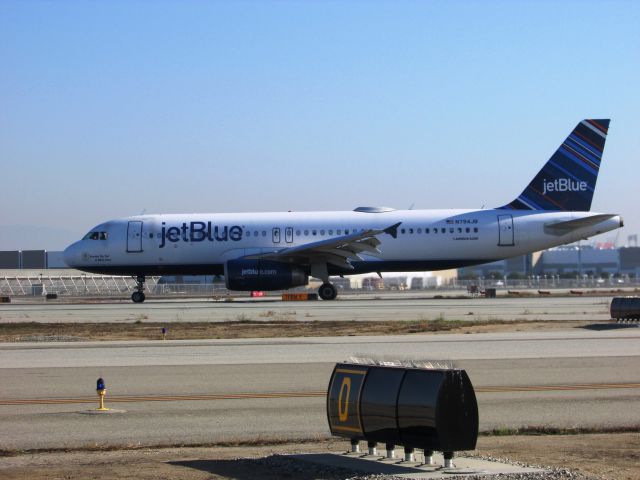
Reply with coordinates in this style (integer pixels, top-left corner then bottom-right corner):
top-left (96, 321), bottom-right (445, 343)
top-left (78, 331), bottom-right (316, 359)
top-left (245, 222), bottom-right (401, 269)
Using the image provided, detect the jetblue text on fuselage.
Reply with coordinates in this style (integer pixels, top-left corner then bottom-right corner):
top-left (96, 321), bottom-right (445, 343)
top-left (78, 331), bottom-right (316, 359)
top-left (159, 222), bottom-right (242, 248)
top-left (542, 178), bottom-right (588, 196)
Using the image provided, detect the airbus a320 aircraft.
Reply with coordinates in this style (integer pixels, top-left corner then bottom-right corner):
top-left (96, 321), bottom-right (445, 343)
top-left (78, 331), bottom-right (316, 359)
top-left (64, 119), bottom-right (622, 303)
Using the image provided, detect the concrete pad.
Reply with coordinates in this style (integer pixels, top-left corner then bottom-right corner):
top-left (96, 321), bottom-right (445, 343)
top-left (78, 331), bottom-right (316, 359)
top-left (290, 451), bottom-right (547, 478)
top-left (77, 409), bottom-right (127, 415)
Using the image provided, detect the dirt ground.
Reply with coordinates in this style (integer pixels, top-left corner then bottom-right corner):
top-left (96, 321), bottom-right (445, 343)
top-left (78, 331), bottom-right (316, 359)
top-left (0, 433), bottom-right (638, 480)
top-left (476, 433), bottom-right (640, 480)
top-left (0, 318), bottom-right (609, 342)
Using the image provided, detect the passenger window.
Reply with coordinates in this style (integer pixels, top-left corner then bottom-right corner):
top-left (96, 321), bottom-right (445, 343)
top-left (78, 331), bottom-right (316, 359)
top-left (345, 229), bottom-right (349, 234)
top-left (417, 228), bottom-right (422, 233)
top-left (304, 230), bottom-right (309, 235)
top-left (426, 228), bottom-right (430, 234)
top-left (320, 229), bottom-right (325, 235)
top-left (337, 229), bottom-right (342, 235)
top-left (457, 228), bottom-right (462, 233)
top-left (466, 227), bottom-right (470, 233)
top-left (442, 228), bottom-right (446, 234)
top-left (329, 229), bottom-right (333, 235)
top-left (474, 227), bottom-right (478, 233)
top-left (401, 229), bottom-right (406, 234)
top-left (409, 228), bottom-right (414, 234)
top-left (296, 230), bottom-right (301, 236)
top-left (312, 230), bottom-right (317, 236)
top-left (262, 231), bottom-right (266, 237)
top-left (449, 228), bottom-right (454, 233)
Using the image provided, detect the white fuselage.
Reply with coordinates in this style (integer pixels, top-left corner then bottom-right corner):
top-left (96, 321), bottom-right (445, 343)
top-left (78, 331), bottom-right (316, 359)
top-left (63, 208), bottom-right (623, 277)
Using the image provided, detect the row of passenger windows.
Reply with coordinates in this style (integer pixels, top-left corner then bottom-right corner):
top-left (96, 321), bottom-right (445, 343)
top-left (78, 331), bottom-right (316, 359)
top-left (83, 231), bottom-right (108, 240)
top-left (246, 228), bottom-right (367, 237)
top-left (400, 227), bottom-right (479, 234)
top-left (244, 227), bottom-right (479, 237)
top-left (86, 227), bottom-right (478, 241)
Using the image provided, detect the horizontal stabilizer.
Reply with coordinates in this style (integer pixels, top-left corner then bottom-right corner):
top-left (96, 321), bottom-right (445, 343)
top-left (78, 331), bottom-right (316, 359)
top-left (544, 214), bottom-right (617, 236)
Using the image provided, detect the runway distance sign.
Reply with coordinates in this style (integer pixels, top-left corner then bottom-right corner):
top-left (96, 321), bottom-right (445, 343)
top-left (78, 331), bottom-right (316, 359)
top-left (326, 364), bottom-right (367, 436)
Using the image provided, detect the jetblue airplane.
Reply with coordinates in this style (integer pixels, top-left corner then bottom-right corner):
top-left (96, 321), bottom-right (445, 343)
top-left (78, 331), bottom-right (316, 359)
top-left (64, 119), bottom-right (622, 303)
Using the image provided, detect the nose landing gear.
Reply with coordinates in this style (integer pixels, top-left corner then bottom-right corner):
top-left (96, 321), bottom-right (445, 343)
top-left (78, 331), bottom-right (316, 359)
top-left (131, 275), bottom-right (146, 303)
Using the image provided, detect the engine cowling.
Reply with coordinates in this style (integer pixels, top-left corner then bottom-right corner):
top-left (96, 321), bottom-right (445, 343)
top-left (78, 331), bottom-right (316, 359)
top-left (224, 259), bottom-right (308, 291)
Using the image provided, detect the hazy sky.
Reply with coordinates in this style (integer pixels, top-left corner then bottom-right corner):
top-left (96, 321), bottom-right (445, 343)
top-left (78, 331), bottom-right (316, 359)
top-left (1, 0), bottom-right (639, 250)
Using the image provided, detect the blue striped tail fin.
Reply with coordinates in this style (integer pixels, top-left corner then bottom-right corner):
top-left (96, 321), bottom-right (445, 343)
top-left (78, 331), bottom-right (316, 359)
top-left (499, 119), bottom-right (610, 211)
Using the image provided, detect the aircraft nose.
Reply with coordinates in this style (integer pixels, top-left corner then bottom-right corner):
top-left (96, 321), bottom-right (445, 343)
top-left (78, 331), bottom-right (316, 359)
top-left (63, 242), bottom-right (81, 268)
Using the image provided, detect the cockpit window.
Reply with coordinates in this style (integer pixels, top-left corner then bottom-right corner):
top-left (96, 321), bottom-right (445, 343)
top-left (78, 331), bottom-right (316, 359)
top-left (83, 231), bottom-right (108, 240)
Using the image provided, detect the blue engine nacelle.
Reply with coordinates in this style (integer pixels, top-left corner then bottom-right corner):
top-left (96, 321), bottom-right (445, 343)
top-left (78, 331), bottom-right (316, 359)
top-left (224, 259), bottom-right (308, 291)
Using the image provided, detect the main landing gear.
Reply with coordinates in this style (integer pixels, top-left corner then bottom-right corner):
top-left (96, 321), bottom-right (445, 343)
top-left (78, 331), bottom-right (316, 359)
top-left (318, 283), bottom-right (338, 301)
top-left (132, 275), bottom-right (146, 303)
top-left (312, 262), bottom-right (338, 301)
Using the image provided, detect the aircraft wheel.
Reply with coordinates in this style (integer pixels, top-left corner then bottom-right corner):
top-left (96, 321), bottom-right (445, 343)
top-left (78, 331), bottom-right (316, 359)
top-left (318, 283), bottom-right (338, 301)
top-left (132, 291), bottom-right (146, 303)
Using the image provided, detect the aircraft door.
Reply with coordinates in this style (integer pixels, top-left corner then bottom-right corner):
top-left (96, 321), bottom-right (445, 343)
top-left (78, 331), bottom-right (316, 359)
top-left (497, 215), bottom-right (514, 246)
top-left (127, 221), bottom-right (143, 252)
top-left (272, 227), bottom-right (281, 244)
top-left (285, 227), bottom-right (293, 243)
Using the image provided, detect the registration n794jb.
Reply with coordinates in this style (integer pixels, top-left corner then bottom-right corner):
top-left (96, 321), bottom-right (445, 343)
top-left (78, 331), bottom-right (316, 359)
top-left (64, 119), bottom-right (622, 302)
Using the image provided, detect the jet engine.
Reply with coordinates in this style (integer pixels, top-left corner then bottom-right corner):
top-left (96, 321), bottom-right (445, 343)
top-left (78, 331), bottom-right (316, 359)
top-left (224, 259), bottom-right (308, 291)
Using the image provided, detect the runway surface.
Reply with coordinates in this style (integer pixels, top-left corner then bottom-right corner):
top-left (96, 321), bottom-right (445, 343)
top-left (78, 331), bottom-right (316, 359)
top-left (0, 295), bottom-right (613, 323)
top-left (1, 327), bottom-right (639, 450)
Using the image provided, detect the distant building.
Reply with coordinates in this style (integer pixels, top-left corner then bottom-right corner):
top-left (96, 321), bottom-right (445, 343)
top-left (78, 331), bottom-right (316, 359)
top-left (619, 247), bottom-right (640, 275)
top-left (457, 253), bottom-right (533, 278)
top-left (0, 250), bottom-right (59, 269)
top-left (534, 246), bottom-right (619, 275)
top-left (457, 244), bottom-right (635, 279)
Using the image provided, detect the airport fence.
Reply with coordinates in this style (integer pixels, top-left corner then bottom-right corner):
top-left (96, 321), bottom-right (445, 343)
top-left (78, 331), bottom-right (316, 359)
top-left (1, 275), bottom-right (638, 298)
top-left (0, 275), bottom-right (160, 297)
top-left (449, 276), bottom-right (636, 291)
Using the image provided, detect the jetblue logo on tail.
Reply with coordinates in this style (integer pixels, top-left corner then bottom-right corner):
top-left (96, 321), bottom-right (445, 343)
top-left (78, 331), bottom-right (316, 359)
top-left (500, 119), bottom-right (609, 212)
top-left (542, 178), bottom-right (587, 195)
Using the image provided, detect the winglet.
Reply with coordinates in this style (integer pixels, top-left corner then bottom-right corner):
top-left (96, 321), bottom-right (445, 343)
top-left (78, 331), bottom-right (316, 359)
top-left (384, 222), bottom-right (402, 239)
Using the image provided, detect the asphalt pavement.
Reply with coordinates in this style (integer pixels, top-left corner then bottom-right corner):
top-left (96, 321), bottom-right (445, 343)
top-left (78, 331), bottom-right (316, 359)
top-left (1, 327), bottom-right (639, 450)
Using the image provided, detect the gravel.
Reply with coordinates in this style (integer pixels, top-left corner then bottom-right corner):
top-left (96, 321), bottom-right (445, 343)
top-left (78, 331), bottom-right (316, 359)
top-left (251, 453), bottom-right (601, 480)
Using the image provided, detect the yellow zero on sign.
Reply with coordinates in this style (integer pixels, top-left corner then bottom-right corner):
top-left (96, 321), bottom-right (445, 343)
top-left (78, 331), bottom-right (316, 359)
top-left (338, 377), bottom-right (351, 421)
top-left (329, 367), bottom-right (366, 434)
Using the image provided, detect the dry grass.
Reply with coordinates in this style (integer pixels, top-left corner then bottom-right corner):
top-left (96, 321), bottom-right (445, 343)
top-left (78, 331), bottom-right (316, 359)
top-left (0, 318), bottom-right (596, 342)
top-left (1, 433), bottom-right (639, 480)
